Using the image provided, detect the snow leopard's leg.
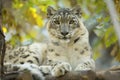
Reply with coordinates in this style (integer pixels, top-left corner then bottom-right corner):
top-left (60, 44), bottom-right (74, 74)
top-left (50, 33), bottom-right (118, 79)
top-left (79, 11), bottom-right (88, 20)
top-left (75, 58), bottom-right (95, 71)
top-left (39, 65), bottom-right (52, 75)
top-left (39, 61), bottom-right (72, 77)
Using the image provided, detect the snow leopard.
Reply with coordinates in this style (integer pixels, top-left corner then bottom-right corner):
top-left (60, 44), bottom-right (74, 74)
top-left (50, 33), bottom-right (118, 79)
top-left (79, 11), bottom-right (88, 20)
top-left (4, 6), bottom-right (95, 80)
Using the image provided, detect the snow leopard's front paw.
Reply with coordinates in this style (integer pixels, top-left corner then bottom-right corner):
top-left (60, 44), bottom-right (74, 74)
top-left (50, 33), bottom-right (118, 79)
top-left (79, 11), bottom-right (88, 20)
top-left (51, 62), bottom-right (72, 77)
top-left (75, 60), bottom-right (95, 71)
top-left (39, 66), bottom-right (52, 75)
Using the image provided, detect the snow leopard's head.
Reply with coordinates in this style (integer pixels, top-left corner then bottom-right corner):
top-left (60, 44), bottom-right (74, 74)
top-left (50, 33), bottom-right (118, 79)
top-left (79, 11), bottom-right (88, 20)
top-left (46, 6), bottom-right (88, 43)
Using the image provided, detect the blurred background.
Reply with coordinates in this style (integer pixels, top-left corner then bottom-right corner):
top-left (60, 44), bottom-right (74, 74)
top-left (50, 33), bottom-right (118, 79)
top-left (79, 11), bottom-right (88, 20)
top-left (1, 0), bottom-right (120, 71)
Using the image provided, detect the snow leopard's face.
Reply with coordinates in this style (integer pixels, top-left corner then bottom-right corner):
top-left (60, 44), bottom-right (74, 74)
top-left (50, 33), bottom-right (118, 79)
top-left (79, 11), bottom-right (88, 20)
top-left (46, 6), bottom-right (86, 42)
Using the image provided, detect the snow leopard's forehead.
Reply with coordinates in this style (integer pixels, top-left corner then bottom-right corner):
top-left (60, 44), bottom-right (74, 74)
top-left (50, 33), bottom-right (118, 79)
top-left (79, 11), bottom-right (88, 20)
top-left (52, 8), bottom-right (78, 21)
top-left (47, 6), bottom-right (82, 19)
top-left (56, 8), bottom-right (72, 15)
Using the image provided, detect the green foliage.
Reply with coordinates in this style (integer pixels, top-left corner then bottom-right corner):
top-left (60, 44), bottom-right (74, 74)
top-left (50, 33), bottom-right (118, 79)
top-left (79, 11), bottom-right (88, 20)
top-left (2, 0), bottom-right (120, 62)
top-left (104, 26), bottom-right (118, 48)
top-left (2, 0), bottom-right (56, 45)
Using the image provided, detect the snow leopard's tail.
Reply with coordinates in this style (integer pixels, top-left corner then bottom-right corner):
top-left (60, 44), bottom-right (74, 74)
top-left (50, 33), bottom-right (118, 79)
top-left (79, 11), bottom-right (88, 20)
top-left (4, 63), bottom-right (45, 80)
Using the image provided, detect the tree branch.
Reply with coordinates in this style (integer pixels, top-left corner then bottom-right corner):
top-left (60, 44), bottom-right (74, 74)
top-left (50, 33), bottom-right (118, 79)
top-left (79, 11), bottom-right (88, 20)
top-left (104, 0), bottom-right (120, 46)
top-left (2, 66), bottom-right (120, 80)
top-left (45, 70), bottom-right (96, 80)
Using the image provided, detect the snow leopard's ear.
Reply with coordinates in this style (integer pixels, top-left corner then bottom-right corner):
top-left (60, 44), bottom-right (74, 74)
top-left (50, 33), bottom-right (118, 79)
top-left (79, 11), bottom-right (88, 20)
top-left (47, 6), bottom-right (56, 18)
top-left (72, 5), bottom-right (82, 18)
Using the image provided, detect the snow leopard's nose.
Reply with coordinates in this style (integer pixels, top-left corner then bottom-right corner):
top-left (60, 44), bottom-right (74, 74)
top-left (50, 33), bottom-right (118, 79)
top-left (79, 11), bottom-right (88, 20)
top-left (61, 31), bottom-right (69, 36)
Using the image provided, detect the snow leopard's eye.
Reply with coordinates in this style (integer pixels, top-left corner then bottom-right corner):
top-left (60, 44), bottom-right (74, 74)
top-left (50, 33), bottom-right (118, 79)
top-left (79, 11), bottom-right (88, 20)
top-left (69, 17), bottom-right (77, 25)
top-left (69, 19), bottom-right (75, 24)
top-left (53, 19), bottom-right (60, 25)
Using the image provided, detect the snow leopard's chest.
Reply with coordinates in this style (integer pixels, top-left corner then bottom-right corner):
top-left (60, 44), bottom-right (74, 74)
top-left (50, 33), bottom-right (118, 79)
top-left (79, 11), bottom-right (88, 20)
top-left (46, 41), bottom-right (91, 69)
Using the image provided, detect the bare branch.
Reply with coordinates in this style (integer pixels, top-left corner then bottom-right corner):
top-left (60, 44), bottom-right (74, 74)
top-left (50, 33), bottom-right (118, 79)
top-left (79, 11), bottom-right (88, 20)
top-left (104, 0), bottom-right (120, 46)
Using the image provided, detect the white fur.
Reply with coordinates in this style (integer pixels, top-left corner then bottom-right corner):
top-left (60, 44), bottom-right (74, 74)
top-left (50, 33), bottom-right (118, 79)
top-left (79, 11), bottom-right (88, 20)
top-left (12, 63), bottom-right (45, 80)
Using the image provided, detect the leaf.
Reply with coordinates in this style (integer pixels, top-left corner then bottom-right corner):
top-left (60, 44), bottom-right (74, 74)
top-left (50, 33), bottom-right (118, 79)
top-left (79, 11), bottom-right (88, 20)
top-left (94, 25), bottom-right (106, 38)
top-left (39, 5), bottom-right (47, 12)
top-left (2, 26), bottom-right (7, 33)
top-left (35, 16), bottom-right (43, 27)
top-left (104, 26), bottom-right (118, 47)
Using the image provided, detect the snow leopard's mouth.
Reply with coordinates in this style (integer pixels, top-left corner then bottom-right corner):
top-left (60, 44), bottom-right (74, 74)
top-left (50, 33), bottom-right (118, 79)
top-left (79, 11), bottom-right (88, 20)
top-left (60, 36), bottom-right (71, 40)
top-left (62, 37), bottom-right (68, 40)
top-left (57, 34), bottom-right (71, 40)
